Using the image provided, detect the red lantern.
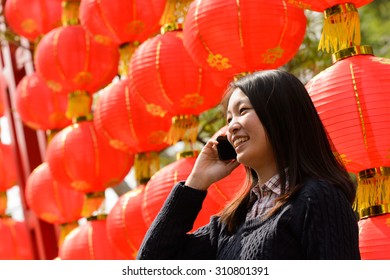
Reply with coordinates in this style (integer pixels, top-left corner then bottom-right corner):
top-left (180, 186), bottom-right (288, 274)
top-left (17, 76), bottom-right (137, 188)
top-left (94, 77), bottom-right (171, 154)
top-left (307, 46), bottom-right (390, 220)
top-left (45, 120), bottom-right (134, 194)
top-left (94, 77), bottom-right (172, 183)
top-left (34, 25), bottom-right (119, 119)
top-left (59, 215), bottom-right (125, 259)
top-left (0, 217), bottom-right (34, 260)
top-left (4, 0), bottom-right (62, 42)
top-left (358, 213), bottom-right (390, 259)
top-left (307, 46), bottom-right (390, 174)
top-left (0, 142), bottom-right (18, 192)
top-left (25, 162), bottom-right (84, 225)
top-left (182, 0), bottom-right (306, 78)
top-left (130, 29), bottom-right (227, 144)
top-left (15, 72), bottom-right (71, 131)
top-left (106, 185), bottom-right (147, 259)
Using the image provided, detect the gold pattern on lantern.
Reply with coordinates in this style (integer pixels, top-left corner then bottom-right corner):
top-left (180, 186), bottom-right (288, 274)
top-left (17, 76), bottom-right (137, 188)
top-left (262, 46), bottom-right (284, 64)
top-left (125, 20), bottom-right (145, 35)
top-left (207, 53), bottom-right (232, 70)
top-left (180, 93), bottom-right (204, 108)
top-left (286, 0), bottom-right (311, 10)
top-left (372, 57), bottom-right (390, 65)
top-left (149, 131), bottom-right (168, 145)
top-left (145, 103), bottom-right (168, 118)
top-left (333, 152), bottom-right (351, 166)
top-left (93, 35), bottom-right (113, 45)
top-left (73, 71), bottom-right (93, 85)
top-left (46, 80), bottom-right (63, 92)
top-left (109, 139), bottom-right (128, 152)
top-left (386, 218), bottom-right (390, 227)
top-left (21, 19), bottom-right (38, 33)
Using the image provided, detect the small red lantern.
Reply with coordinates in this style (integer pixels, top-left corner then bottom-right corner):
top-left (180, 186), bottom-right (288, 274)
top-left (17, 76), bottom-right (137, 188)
top-left (94, 77), bottom-right (172, 184)
top-left (0, 142), bottom-right (18, 192)
top-left (59, 215), bottom-right (125, 259)
top-left (130, 29), bottom-right (227, 144)
top-left (106, 185), bottom-right (148, 259)
top-left (358, 213), bottom-right (390, 259)
top-left (25, 162), bottom-right (84, 225)
top-left (15, 72), bottom-right (71, 131)
top-left (0, 217), bottom-right (34, 260)
top-left (45, 120), bottom-right (134, 194)
top-left (34, 25), bottom-right (119, 119)
top-left (4, 0), bottom-right (62, 42)
top-left (182, 0), bottom-right (306, 78)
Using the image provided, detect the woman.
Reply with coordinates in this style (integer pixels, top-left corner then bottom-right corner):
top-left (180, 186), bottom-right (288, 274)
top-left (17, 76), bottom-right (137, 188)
top-left (137, 70), bottom-right (360, 260)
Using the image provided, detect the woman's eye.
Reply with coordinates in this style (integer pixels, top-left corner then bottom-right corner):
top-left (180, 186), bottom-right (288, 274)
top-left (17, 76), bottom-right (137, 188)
top-left (239, 108), bottom-right (248, 114)
top-left (226, 117), bottom-right (232, 124)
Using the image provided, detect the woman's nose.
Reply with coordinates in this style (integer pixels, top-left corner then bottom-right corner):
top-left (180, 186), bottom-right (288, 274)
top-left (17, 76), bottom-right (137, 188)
top-left (228, 119), bottom-right (241, 133)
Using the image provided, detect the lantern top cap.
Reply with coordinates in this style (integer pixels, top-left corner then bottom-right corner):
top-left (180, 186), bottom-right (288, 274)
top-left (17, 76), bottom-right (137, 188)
top-left (324, 3), bottom-right (357, 18)
top-left (332, 45), bottom-right (374, 63)
top-left (358, 167), bottom-right (390, 180)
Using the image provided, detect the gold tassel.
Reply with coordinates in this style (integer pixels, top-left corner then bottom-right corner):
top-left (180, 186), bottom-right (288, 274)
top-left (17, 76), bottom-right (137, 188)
top-left (66, 90), bottom-right (93, 123)
top-left (165, 114), bottom-right (199, 145)
top-left (61, 0), bottom-right (80, 26)
top-left (58, 221), bottom-right (78, 247)
top-left (318, 3), bottom-right (361, 54)
top-left (118, 42), bottom-right (140, 77)
top-left (46, 129), bottom-right (60, 144)
top-left (353, 167), bottom-right (390, 219)
top-left (0, 192), bottom-right (7, 215)
top-left (81, 191), bottom-right (105, 218)
top-left (159, 0), bottom-right (192, 27)
top-left (134, 152), bottom-right (160, 185)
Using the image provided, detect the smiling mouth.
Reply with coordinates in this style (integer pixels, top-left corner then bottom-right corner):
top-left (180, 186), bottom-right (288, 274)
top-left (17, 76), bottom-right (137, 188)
top-left (233, 137), bottom-right (249, 148)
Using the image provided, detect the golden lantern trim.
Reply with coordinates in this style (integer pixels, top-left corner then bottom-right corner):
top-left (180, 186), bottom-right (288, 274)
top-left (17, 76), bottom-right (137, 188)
top-left (0, 192), bottom-right (7, 215)
top-left (81, 191), bottom-right (106, 218)
top-left (165, 114), bottom-right (199, 145)
top-left (332, 45), bottom-right (374, 63)
top-left (134, 152), bottom-right (160, 185)
top-left (58, 221), bottom-right (79, 247)
top-left (61, 0), bottom-right (81, 26)
top-left (66, 90), bottom-right (93, 122)
top-left (354, 167), bottom-right (390, 219)
top-left (318, 3), bottom-right (361, 54)
top-left (118, 41), bottom-right (140, 77)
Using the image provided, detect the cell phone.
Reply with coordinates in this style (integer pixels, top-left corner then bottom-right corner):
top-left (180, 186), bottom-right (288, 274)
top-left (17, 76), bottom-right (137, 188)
top-left (216, 135), bottom-right (237, 161)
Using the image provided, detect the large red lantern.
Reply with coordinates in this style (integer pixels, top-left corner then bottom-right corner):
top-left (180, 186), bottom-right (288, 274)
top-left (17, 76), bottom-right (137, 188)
top-left (182, 0), bottom-right (306, 79)
top-left (358, 213), bottom-right (390, 259)
top-left (306, 46), bottom-right (390, 220)
top-left (0, 217), bottom-right (34, 260)
top-left (130, 29), bottom-right (227, 144)
top-left (59, 215), bottom-right (125, 259)
top-left (4, 0), bottom-right (62, 42)
top-left (106, 185), bottom-right (147, 259)
top-left (15, 72), bottom-right (71, 131)
top-left (34, 25), bottom-right (119, 120)
top-left (45, 120), bottom-right (134, 194)
top-left (0, 142), bottom-right (18, 214)
top-left (25, 162), bottom-right (84, 225)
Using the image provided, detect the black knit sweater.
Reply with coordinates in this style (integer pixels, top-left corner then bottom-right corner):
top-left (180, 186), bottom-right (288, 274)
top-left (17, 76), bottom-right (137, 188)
top-left (137, 179), bottom-right (360, 260)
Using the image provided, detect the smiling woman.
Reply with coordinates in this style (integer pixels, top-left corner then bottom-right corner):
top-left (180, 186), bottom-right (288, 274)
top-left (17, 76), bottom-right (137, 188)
top-left (136, 69), bottom-right (360, 260)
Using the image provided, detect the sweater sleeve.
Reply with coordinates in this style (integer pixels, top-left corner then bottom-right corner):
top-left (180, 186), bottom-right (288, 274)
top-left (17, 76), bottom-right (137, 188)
top-left (136, 181), bottom-right (220, 260)
top-left (300, 180), bottom-right (361, 259)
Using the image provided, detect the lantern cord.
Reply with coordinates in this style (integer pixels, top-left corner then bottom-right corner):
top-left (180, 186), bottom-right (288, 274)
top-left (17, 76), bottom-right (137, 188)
top-left (118, 42), bottom-right (140, 77)
top-left (66, 90), bottom-right (93, 123)
top-left (81, 191), bottom-right (106, 218)
top-left (159, 0), bottom-right (193, 27)
top-left (353, 167), bottom-right (390, 219)
top-left (318, 3), bottom-right (361, 54)
top-left (58, 221), bottom-right (79, 248)
top-left (134, 152), bottom-right (161, 185)
top-left (61, 0), bottom-right (81, 26)
top-left (0, 192), bottom-right (7, 215)
top-left (165, 114), bottom-right (199, 145)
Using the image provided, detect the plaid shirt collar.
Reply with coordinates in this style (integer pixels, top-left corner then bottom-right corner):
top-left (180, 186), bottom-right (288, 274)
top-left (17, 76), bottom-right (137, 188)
top-left (251, 171), bottom-right (289, 198)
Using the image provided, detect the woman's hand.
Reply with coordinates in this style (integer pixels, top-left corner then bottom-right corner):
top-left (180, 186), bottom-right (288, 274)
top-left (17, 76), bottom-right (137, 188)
top-left (185, 138), bottom-right (240, 191)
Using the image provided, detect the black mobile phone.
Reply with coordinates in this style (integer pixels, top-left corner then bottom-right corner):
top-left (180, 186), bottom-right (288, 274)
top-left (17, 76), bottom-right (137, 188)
top-left (216, 135), bottom-right (237, 161)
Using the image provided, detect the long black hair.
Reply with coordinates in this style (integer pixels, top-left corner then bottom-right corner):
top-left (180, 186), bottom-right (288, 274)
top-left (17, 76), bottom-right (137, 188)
top-left (220, 70), bottom-right (356, 233)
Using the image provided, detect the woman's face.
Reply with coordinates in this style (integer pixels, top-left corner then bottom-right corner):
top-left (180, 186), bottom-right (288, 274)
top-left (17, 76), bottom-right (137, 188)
top-left (226, 88), bottom-right (276, 180)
